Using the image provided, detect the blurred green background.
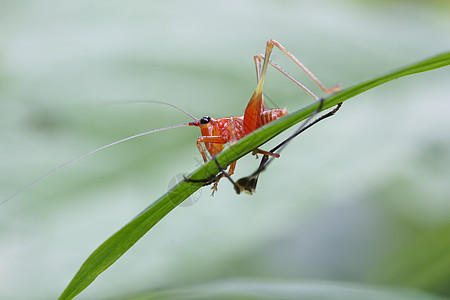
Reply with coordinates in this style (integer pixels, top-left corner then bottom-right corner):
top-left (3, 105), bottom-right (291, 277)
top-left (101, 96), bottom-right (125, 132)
top-left (1, 1), bottom-right (449, 299)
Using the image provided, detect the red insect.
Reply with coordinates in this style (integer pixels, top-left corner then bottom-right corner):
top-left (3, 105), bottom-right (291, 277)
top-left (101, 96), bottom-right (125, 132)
top-left (1, 40), bottom-right (339, 205)
top-left (187, 39), bottom-right (340, 192)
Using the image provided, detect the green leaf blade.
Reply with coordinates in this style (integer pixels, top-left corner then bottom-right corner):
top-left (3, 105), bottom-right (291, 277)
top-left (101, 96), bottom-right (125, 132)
top-left (58, 181), bottom-right (203, 300)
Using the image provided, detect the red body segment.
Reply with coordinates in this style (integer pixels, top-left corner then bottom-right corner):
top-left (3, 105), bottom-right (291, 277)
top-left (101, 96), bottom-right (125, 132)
top-left (243, 91), bottom-right (267, 134)
top-left (189, 98), bottom-right (287, 180)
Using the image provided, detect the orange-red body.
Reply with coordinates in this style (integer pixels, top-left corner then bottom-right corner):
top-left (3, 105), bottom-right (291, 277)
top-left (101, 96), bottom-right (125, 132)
top-left (188, 39), bottom-right (339, 190)
top-left (189, 90), bottom-right (287, 177)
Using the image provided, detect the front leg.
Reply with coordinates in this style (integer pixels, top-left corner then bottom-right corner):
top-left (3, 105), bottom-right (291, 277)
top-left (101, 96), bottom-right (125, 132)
top-left (193, 135), bottom-right (238, 194)
top-left (196, 136), bottom-right (227, 162)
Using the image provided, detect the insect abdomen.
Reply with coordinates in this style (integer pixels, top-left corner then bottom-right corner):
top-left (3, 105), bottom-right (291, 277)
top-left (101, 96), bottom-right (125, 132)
top-left (261, 108), bottom-right (287, 125)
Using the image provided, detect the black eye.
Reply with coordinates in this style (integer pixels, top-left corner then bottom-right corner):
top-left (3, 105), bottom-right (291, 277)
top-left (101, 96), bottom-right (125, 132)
top-left (200, 116), bottom-right (211, 125)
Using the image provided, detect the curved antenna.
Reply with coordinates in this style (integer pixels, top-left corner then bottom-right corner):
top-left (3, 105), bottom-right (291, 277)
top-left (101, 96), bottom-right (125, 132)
top-left (102, 100), bottom-right (198, 121)
top-left (1, 122), bottom-right (191, 206)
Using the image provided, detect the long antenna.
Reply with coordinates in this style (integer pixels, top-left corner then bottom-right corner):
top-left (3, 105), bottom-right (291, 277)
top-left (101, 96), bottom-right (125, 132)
top-left (1, 122), bottom-right (191, 206)
top-left (102, 100), bottom-right (198, 121)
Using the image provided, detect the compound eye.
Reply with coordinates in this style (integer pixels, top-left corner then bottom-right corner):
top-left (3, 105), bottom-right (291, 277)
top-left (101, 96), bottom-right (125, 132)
top-left (200, 116), bottom-right (211, 125)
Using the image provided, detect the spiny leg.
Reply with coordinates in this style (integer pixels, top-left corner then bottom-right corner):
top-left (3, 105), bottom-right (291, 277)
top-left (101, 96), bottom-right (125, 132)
top-left (254, 55), bottom-right (262, 83)
top-left (268, 102), bottom-right (343, 157)
top-left (185, 135), bottom-right (228, 187)
top-left (209, 157), bottom-right (239, 196)
top-left (195, 136), bottom-right (227, 163)
top-left (235, 99), bottom-right (343, 194)
top-left (185, 134), bottom-right (241, 194)
top-left (254, 40), bottom-right (275, 96)
top-left (183, 160), bottom-right (235, 191)
top-left (253, 40), bottom-right (341, 101)
top-left (252, 148), bottom-right (280, 158)
top-left (254, 54), bottom-right (319, 101)
top-left (268, 40), bottom-right (340, 94)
